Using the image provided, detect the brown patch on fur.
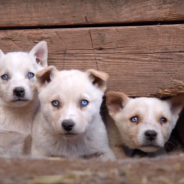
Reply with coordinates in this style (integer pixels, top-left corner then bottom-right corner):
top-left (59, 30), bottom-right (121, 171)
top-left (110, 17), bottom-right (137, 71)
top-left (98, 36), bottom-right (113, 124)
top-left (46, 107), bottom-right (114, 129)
top-left (36, 66), bottom-right (58, 88)
top-left (86, 69), bottom-right (109, 92)
top-left (129, 124), bottom-right (140, 148)
top-left (106, 91), bottom-right (129, 116)
top-left (111, 147), bottom-right (127, 159)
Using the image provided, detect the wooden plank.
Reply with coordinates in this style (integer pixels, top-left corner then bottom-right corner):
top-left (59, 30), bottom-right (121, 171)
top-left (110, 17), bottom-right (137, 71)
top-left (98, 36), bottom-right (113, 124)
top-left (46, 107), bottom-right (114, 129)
top-left (0, 155), bottom-right (183, 184)
top-left (1, 25), bottom-right (184, 97)
top-left (1, 0), bottom-right (184, 27)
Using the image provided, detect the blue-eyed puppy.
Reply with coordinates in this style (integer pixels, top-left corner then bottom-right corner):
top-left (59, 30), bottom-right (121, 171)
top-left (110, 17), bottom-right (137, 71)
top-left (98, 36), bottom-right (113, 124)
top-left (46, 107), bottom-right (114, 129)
top-left (105, 91), bottom-right (184, 158)
top-left (31, 66), bottom-right (115, 161)
top-left (0, 41), bottom-right (48, 155)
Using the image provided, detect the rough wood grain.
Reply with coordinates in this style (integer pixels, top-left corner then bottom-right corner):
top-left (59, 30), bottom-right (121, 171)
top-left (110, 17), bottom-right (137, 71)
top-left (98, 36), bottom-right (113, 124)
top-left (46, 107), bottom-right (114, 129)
top-left (1, 0), bottom-right (184, 27)
top-left (1, 25), bottom-right (184, 96)
top-left (0, 155), bottom-right (183, 184)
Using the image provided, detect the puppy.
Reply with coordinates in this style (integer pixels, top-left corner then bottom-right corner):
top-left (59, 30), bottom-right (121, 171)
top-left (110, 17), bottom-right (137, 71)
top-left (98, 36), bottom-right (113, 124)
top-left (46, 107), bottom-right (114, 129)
top-left (0, 41), bottom-right (48, 155)
top-left (105, 91), bottom-right (184, 158)
top-left (31, 66), bottom-right (115, 161)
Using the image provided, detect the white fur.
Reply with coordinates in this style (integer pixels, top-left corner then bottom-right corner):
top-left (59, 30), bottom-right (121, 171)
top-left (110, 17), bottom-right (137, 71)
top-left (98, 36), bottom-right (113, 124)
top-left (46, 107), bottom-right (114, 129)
top-left (0, 41), bottom-right (48, 155)
top-left (115, 98), bottom-right (176, 152)
top-left (106, 92), bottom-right (184, 155)
top-left (32, 68), bottom-right (115, 161)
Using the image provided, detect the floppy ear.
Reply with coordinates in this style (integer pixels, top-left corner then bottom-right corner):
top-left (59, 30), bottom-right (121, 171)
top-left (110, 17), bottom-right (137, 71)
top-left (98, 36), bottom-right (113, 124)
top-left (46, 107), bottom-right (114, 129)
top-left (86, 69), bottom-right (109, 92)
top-left (29, 41), bottom-right (48, 68)
top-left (167, 94), bottom-right (184, 120)
top-left (36, 65), bottom-right (58, 88)
top-left (106, 91), bottom-right (129, 117)
top-left (0, 50), bottom-right (5, 60)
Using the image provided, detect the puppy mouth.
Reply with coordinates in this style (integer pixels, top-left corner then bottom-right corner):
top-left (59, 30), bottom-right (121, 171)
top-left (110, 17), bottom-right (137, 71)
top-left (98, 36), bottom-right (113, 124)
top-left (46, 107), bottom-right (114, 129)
top-left (63, 132), bottom-right (78, 137)
top-left (140, 140), bottom-right (161, 149)
top-left (138, 144), bottom-right (161, 152)
top-left (141, 145), bottom-right (160, 148)
top-left (12, 98), bottom-right (29, 103)
top-left (140, 143), bottom-right (161, 150)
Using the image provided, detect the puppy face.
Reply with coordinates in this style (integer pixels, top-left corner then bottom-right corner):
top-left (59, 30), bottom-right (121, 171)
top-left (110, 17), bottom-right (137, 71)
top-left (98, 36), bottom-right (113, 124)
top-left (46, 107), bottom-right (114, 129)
top-left (0, 41), bottom-right (48, 107)
top-left (106, 92), bottom-right (184, 152)
top-left (37, 66), bottom-right (109, 138)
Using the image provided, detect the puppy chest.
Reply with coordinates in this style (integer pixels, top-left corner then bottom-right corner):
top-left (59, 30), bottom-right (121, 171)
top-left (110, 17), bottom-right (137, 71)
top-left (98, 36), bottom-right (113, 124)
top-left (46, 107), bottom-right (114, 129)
top-left (50, 139), bottom-right (97, 158)
top-left (0, 115), bottom-right (32, 135)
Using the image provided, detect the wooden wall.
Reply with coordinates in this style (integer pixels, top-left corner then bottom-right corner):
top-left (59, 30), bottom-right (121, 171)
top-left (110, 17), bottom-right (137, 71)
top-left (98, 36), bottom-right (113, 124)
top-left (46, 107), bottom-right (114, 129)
top-left (1, 0), bottom-right (184, 96)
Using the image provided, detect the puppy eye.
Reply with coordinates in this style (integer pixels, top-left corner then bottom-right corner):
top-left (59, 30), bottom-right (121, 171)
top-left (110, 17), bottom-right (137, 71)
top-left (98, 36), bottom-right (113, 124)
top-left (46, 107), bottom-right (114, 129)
top-left (28, 72), bottom-right (35, 79)
top-left (160, 117), bottom-right (167, 123)
top-left (52, 100), bottom-right (60, 107)
top-left (1, 74), bottom-right (8, 80)
top-left (81, 99), bottom-right (88, 107)
top-left (130, 116), bottom-right (138, 123)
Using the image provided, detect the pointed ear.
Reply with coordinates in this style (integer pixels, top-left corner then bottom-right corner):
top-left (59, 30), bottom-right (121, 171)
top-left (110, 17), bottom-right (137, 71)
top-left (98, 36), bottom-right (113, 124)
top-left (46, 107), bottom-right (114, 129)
top-left (36, 66), bottom-right (58, 88)
top-left (106, 91), bottom-right (129, 117)
top-left (29, 41), bottom-right (48, 68)
top-left (86, 69), bottom-right (109, 92)
top-left (0, 50), bottom-right (5, 60)
top-left (167, 94), bottom-right (184, 120)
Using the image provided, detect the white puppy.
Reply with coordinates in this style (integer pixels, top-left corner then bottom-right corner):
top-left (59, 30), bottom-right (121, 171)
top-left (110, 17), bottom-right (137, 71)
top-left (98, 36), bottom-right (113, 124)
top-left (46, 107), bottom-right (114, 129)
top-left (105, 91), bottom-right (184, 158)
top-left (31, 66), bottom-right (115, 161)
top-left (0, 41), bottom-right (48, 155)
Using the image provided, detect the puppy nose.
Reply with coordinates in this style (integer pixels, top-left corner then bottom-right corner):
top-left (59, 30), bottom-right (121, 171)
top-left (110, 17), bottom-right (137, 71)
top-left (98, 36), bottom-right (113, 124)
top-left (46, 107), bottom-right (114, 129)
top-left (145, 130), bottom-right (157, 141)
top-left (62, 120), bottom-right (75, 131)
top-left (13, 87), bottom-right (25, 97)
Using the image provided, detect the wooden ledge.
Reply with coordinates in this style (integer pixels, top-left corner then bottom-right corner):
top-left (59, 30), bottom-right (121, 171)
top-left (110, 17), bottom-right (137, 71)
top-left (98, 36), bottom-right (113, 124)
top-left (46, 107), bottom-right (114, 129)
top-left (0, 154), bottom-right (183, 184)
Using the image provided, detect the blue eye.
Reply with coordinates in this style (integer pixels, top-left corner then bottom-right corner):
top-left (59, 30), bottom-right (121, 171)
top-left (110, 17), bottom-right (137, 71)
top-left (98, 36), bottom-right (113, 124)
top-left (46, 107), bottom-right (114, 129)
top-left (52, 100), bottom-right (59, 107)
top-left (81, 100), bottom-right (88, 107)
top-left (130, 116), bottom-right (138, 123)
top-left (28, 72), bottom-right (34, 79)
top-left (1, 74), bottom-right (8, 80)
top-left (160, 117), bottom-right (167, 123)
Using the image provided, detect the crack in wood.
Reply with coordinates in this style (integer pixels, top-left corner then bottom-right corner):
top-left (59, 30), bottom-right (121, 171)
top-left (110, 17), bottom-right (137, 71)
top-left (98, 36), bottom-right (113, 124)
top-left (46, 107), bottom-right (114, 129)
top-left (88, 30), bottom-right (94, 49)
top-left (55, 31), bottom-right (68, 49)
top-left (62, 50), bottom-right (67, 70)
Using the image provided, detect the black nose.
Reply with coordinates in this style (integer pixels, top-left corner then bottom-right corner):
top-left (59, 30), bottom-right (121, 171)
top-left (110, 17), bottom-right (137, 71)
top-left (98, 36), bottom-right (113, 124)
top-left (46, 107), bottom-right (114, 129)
top-left (145, 130), bottom-right (157, 141)
top-left (62, 120), bottom-right (75, 131)
top-left (13, 87), bottom-right (25, 98)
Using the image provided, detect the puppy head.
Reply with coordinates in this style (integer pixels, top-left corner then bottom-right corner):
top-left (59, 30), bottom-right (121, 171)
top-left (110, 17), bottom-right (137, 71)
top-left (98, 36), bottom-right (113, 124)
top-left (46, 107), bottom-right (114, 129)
top-left (106, 92), bottom-right (184, 152)
top-left (0, 41), bottom-right (48, 107)
top-left (37, 66), bottom-right (109, 138)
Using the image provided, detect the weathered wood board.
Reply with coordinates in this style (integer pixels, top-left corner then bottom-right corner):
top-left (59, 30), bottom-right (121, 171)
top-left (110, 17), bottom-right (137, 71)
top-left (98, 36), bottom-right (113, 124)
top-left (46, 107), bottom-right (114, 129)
top-left (0, 0), bottom-right (184, 27)
top-left (1, 24), bottom-right (184, 96)
top-left (0, 155), bottom-right (183, 184)
top-left (0, 1), bottom-right (184, 183)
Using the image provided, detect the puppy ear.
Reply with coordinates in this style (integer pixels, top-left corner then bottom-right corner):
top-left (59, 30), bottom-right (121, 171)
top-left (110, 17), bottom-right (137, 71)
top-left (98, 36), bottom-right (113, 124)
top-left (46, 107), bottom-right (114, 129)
top-left (29, 41), bottom-right (48, 68)
top-left (167, 94), bottom-right (184, 120)
top-left (86, 69), bottom-right (109, 92)
top-left (0, 50), bottom-right (5, 60)
top-left (36, 66), bottom-right (58, 88)
top-left (106, 91), bottom-right (129, 117)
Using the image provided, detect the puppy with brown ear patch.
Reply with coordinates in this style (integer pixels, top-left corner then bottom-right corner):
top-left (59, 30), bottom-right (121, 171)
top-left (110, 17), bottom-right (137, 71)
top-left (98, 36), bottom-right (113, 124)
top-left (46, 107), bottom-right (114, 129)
top-left (31, 66), bottom-right (115, 161)
top-left (105, 91), bottom-right (184, 158)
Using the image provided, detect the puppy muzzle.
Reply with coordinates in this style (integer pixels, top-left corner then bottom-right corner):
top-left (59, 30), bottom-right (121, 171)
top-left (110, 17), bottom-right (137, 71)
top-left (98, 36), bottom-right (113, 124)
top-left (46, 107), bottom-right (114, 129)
top-left (61, 119), bottom-right (78, 137)
top-left (13, 87), bottom-right (25, 98)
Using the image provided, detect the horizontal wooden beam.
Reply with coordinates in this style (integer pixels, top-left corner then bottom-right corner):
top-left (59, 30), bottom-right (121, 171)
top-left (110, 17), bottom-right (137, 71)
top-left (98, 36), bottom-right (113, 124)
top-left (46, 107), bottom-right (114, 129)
top-left (0, 156), bottom-right (183, 183)
top-left (1, 0), bottom-right (184, 27)
top-left (1, 25), bottom-right (184, 96)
